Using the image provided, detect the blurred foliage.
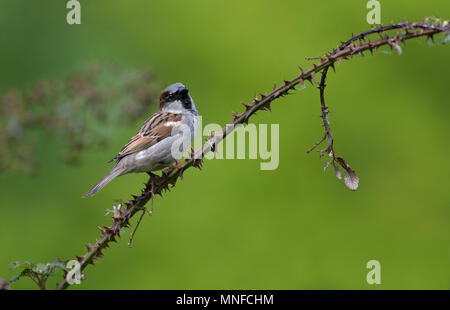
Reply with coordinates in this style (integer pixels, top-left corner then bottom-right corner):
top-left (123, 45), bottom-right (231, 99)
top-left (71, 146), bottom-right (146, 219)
top-left (0, 63), bottom-right (159, 174)
top-left (8, 259), bottom-right (67, 290)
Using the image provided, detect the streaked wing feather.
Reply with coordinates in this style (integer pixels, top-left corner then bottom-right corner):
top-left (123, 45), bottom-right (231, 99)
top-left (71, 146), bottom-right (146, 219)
top-left (109, 112), bottom-right (182, 162)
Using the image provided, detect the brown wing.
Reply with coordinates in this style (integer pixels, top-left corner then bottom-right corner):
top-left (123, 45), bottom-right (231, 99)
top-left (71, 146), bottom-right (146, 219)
top-left (109, 112), bottom-right (182, 162)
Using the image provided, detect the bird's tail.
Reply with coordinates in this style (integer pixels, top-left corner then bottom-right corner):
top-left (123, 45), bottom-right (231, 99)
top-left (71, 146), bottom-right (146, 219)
top-left (83, 167), bottom-right (126, 197)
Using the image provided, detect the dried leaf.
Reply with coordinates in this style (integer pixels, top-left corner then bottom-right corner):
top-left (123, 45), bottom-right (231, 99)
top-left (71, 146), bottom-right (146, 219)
top-left (344, 169), bottom-right (359, 191)
top-left (324, 161), bottom-right (332, 171)
top-left (391, 42), bottom-right (402, 55)
top-left (332, 162), bottom-right (342, 180)
top-left (336, 157), bottom-right (359, 190)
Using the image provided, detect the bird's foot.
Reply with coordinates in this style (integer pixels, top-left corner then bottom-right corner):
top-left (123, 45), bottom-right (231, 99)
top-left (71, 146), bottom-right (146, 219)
top-left (161, 160), bottom-right (184, 171)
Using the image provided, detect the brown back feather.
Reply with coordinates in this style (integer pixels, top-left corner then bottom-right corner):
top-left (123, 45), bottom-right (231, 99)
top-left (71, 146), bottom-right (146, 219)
top-left (109, 112), bottom-right (182, 162)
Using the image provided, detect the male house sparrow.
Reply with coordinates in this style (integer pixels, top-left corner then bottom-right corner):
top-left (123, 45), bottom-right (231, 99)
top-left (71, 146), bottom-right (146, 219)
top-left (83, 83), bottom-right (198, 197)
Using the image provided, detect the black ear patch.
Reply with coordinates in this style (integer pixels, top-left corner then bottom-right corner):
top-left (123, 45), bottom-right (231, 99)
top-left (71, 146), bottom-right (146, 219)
top-left (182, 97), bottom-right (192, 110)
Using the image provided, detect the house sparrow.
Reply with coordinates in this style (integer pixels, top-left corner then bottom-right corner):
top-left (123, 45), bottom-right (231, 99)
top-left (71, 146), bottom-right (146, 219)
top-left (83, 83), bottom-right (198, 197)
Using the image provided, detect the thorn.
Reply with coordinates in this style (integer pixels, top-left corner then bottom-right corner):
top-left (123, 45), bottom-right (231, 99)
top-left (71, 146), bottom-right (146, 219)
top-left (232, 112), bottom-right (241, 122)
top-left (94, 250), bottom-right (103, 259)
top-left (242, 111), bottom-right (251, 124)
top-left (306, 73), bottom-right (316, 85)
top-left (330, 63), bottom-right (336, 72)
top-left (261, 102), bottom-right (271, 111)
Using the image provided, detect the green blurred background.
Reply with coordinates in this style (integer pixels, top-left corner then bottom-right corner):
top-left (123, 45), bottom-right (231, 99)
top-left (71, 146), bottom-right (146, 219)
top-left (0, 0), bottom-right (449, 289)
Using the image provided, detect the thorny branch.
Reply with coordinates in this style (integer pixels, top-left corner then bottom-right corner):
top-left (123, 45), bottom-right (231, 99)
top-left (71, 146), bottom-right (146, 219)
top-left (54, 18), bottom-right (448, 290)
top-left (306, 66), bottom-right (332, 157)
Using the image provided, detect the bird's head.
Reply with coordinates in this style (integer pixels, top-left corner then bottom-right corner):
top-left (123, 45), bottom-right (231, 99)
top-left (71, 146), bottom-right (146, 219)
top-left (159, 83), bottom-right (196, 114)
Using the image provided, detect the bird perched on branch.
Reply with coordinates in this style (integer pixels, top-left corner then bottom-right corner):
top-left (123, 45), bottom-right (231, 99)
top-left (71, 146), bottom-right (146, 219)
top-left (83, 83), bottom-right (198, 197)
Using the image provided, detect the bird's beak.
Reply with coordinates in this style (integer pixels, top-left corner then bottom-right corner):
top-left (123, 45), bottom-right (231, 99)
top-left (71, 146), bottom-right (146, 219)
top-left (179, 87), bottom-right (189, 96)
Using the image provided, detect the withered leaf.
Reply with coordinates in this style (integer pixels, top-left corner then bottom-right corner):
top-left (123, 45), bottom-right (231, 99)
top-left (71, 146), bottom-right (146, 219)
top-left (324, 161), bottom-right (332, 171)
top-left (344, 169), bottom-right (359, 191)
top-left (336, 157), bottom-right (359, 190)
top-left (332, 162), bottom-right (342, 180)
top-left (391, 42), bottom-right (402, 55)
